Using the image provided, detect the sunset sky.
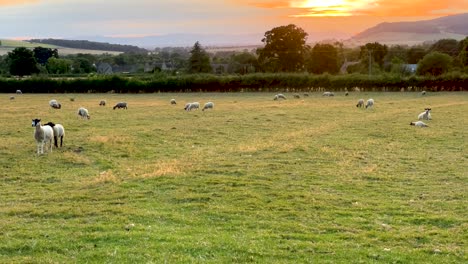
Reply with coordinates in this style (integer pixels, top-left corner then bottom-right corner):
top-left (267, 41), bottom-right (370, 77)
top-left (0, 0), bottom-right (467, 42)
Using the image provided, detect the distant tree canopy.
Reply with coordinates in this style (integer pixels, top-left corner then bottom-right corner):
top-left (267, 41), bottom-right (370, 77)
top-left (33, 47), bottom-right (58, 65)
top-left (407, 46), bottom-right (427, 64)
top-left (430, 38), bottom-right (459, 57)
top-left (417, 51), bottom-right (453, 76)
top-left (46, 57), bottom-right (72, 74)
top-left (7, 47), bottom-right (39, 76)
top-left (459, 37), bottom-right (468, 67)
top-left (257, 24), bottom-right (308, 72)
top-left (28, 39), bottom-right (147, 53)
top-left (187, 41), bottom-right (212, 74)
top-left (359, 42), bottom-right (388, 68)
top-left (307, 43), bottom-right (339, 74)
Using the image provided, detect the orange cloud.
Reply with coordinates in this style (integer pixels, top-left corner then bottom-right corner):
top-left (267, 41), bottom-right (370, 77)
top-left (0, 0), bottom-right (39, 6)
top-left (363, 0), bottom-right (468, 17)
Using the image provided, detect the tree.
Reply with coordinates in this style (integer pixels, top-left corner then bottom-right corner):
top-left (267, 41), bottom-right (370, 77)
top-left (7, 47), bottom-right (39, 76)
top-left (407, 46), bottom-right (427, 64)
top-left (417, 51), bottom-right (453, 76)
top-left (187, 41), bottom-right (212, 73)
top-left (256, 24), bottom-right (308, 72)
top-left (46, 57), bottom-right (72, 74)
top-left (33, 46), bottom-right (58, 65)
top-left (307, 43), bottom-right (339, 74)
top-left (228, 52), bottom-right (258, 74)
top-left (458, 37), bottom-right (468, 68)
top-left (430, 39), bottom-right (459, 57)
top-left (359, 42), bottom-right (388, 68)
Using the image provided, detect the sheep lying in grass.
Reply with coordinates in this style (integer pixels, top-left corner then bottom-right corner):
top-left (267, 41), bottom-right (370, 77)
top-left (418, 108), bottom-right (432, 120)
top-left (43, 122), bottom-right (65, 148)
top-left (356, 99), bottom-right (365, 108)
top-left (202, 102), bottom-right (214, 111)
top-left (293, 94), bottom-right (300, 99)
top-left (365, 99), bottom-right (374, 109)
top-left (78, 107), bottom-right (90, 119)
top-left (32, 119), bottom-right (54, 154)
top-left (184, 102), bottom-right (200, 111)
top-left (16, 90), bottom-right (22, 94)
top-left (49, 99), bottom-right (61, 109)
top-left (99, 100), bottom-right (106, 106)
top-left (273, 94), bottom-right (286, 100)
top-left (345, 91), bottom-right (349, 96)
top-left (410, 121), bottom-right (429, 127)
top-left (322, 91), bottom-right (335, 96)
top-left (421, 91), bottom-right (426, 96)
top-left (170, 99), bottom-right (177, 105)
top-left (113, 102), bottom-right (128, 110)
top-left (303, 93), bottom-right (309, 97)
top-left (10, 96), bottom-right (15, 100)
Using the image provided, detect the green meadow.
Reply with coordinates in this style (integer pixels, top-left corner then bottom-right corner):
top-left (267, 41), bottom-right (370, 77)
top-left (1, 92), bottom-right (466, 263)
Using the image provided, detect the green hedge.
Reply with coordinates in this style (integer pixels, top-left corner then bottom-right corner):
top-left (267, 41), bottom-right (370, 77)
top-left (1, 73), bottom-right (467, 93)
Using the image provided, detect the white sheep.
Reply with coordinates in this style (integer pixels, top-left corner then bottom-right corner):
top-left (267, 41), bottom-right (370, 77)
top-left (345, 91), bottom-right (349, 96)
top-left (273, 94), bottom-right (286, 100)
top-left (10, 96), bottom-right (15, 100)
top-left (32, 118), bottom-right (54, 154)
top-left (410, 121), bottom-right (429, 127)
top-left (356, 99), bottom-right (365, 108)
top-left (99, 100), bottom-right (106, 106)
top-left (113, 102), bottom-right (128, 110)
top-left (16, 90), bottom-right (22, 94)
top-left (322, 92), bottom-right (335, 96)
top-left (421, 91), bottom-right (426, 96)
top-left (43, 122), bottom-right (65, 148)
top-left (170, 99), bottom-right (177, 105)
top-left (293, 94), bottom-right (300, 99)
top-left (78, 107), bottom-right (90, 119)
top-left (49, 99), bottom-right (61, 109)
top-left (365, 99), bottom-right (374, 109)
top-left (184, 102), bottom-right (200, 111)
top-left (202, 102), bottom-right (214, 111)
top-left (418, 108), bottom-right (432, 120)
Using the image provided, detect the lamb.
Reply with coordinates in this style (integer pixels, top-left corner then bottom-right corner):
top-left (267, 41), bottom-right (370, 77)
top-left (113, 102), bottom-right (128, 110)
top-left (10, 96), bottom-right (15, 100)
top-left (410, 121), bottom-right (429, 127)
top-left (273, 94), bottom-right (286, 100)
top-left (184, 102), bottom-right (200, 111)
top-left (43, 122), bottom-right (65, 148)
top-left (16, 90), bottom-right (22, 94)
top-left (202, 102), bottom-right (214, 111)
top-left (303, 93), bottom-right (309, 97)
top-left (78, 107), bottom-right (90, 119)
top-left (99, 100), bottom-right (106, 106)
top-left (170, 99), bottom-right (177, 105)
top-left (345, 91), bottom-right (349, 96)
top-left (32, 119), bottom-right (54, 154)
top-left (421, 91), bottom-right (426, 96)
top-left (356, 99), bottom-right (365, 108)
top-left (293, 94), bottom-right (301, 99)
top-left (322, 92), bottom-right (334, 96)
top-left (365, 99), bottom-right (374, 109)
top-left (49, 99), bottom-right (61, 109)
top-left (418, 108), bottom-right (432, 120)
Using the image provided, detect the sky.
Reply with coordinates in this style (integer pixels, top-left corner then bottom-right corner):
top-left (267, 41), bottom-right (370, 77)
top-left (0, 0), bottom-right (467, 42)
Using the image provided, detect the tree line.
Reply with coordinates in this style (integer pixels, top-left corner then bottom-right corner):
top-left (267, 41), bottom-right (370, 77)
top-left (28, 39), bottom-right (147, 53)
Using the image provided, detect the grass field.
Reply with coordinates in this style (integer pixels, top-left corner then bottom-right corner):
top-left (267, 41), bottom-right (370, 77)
top-left (1, 92), bottom-right (466, 263)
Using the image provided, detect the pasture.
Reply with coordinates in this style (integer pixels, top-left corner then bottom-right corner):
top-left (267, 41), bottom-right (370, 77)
top-left (1, 92), bottom-right (466, 263)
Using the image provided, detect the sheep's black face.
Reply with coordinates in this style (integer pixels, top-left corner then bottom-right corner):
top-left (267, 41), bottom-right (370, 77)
top-left (32, 119), bottom-right (40, 127)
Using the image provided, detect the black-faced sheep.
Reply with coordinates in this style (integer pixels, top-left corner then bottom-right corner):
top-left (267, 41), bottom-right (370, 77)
top-left (202, 102), bottom-right (214, 111)
top-left (32, 119), bottom-right (54, 154)
top-left (356, 99), bottom-right (365, 108)
top-left (16, 90), bottom-right (22, 94)
top-left (273, 94), bottom-right (286, 100)
top-left (365, 99), bottom-right (374, 109)
top-left (184, 102), bottom-right (200, 111)
top-left (418, 108), bottom-right (432, 120)
top-left (293, 94), bottom-right (300, 99)
top-left (99, 100), bottom-right (106, 106)
top-left (49, 99), bottom-right (61, 109)
top-left (78, 107), bottom-right (90, 119)
top-left (322, 92), bottom-right (335, 96)
top-left (113, 102), bottom-right (128, 110)
top-left (43, 122), bottom-right (65, 148)
top-left (410, 121), bottom-right (429, 127)
top-left (171, 99), bottom-right (177, 105)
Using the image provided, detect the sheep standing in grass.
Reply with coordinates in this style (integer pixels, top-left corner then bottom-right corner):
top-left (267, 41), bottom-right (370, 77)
top-left (10, 96), bottom-right (15, 100)
top-left (365, 99), bottom-right (374, 109)
top-left (49, 99), bottom-right (61, 109)
top-left (43, 122), bottom-right (65, 148)
top-left (345, 91), bottom-right (349, 96)
top-left (99, 100), bottom-right (106, 106)
top-left (303, 93), bottom-right (309, 97)
top-left (421, 91), bottom-right (426, 96)
top-left (32, 119), bottom-right (54, 154)
top-left (410, 121), bottom-right (429, 127)
top-left (202, 102), bottom-right (214, 111)
top-left (184, 102), bottom-right (200, 111)
top-left (78, 107), bottom-right (90, 119)
top-left (293, 94), bottom-right (300, 99)
top-left (356, 99), bottom-right (365, 108)
top-left (113, 102), bottom-right (128, 110)
top-left (170, 99), bottom-right (177, 105)
top-left (16, 90), bottom-right (22, 94)
top-left (322, 91), bottom-right (335, 96)
top-left (418, 108), bottom-right (432, 120)
top-left (273, 94), bottom-right (286, 100)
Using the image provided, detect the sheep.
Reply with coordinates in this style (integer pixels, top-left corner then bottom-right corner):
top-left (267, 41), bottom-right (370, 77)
top-left (303, 93), bottom-right (309, 97)
top-left (365, 98), bottom-right (374, 109)
top-left (356, 99), bottom-right (365, 108)
top-left (418, 108), bottom-right (432, 120)
top-left (322, 91), bottom-right (335, 96)
top-left (345, 91), bottom-right (349, 96)
top-left (49, 99), bottom-right (61, 109)
top-left (421, 90), bottom-right (426, 96)
top-left (170, 99), bottom-right (177, 105)
top-left (43, 122), bottom-right (65, 148)
top-left (273, 94), bottom-right (286, 100)
top-left (184, 102), bottom-right (200, 111)
top-left (78, 107), bottom-right (90, 119)
top-left (202, 102), bottom-right (214, 111)
top-left (16, 90), bottom-right (22, 94)
top-left (99, 100), bottom-right (106, 106)
top-left (293, 94), bottom-right (301, 99)
top-left (10, 96), bottom-right (15, 100)
top-left (113, 102), bottom-right (128, 110)
top-left (32, 118), bottom-right (54, 154)
top-left (410, 121), bottom-right (429, 127)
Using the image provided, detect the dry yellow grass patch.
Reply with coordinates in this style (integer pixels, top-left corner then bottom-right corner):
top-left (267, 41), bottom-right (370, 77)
top-left (90, 135), bottom-right (130, 144)
top-left (132, 159), bottom-right (187, 178)
top-left (62, 151), bottom-right (92, 165)
top-left (90, 170), bottom-right (121, 184)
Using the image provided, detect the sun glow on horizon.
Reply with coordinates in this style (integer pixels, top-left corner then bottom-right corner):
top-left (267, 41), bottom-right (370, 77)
top-left (289, 0), bottom-right (377, 17)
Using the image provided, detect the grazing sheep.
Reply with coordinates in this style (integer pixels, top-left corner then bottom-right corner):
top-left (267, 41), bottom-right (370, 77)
top-left (421, 91), bottom-right (426, 96)
top-left (99, 100), bottom-right (106, 106)
top-left (16, 90), bottom-right (22, 94)
top-left (170, 99), bottom-right (177, 105)
top-left (293, 94), bottom-right (301, 99)
top-left (113, 102), bottom-right (128, 110)
top-left (32, 119), bottom-right (54, 154)
top-left (418, 108), bottom-right (432, 120)
top-left (49, 99), bottom-right (61, 109)
top-left (202, 102), bottom-right (214, 111)
top-left (322, 92), bottom-right (335, 96)
top-left (410, 121), bottom-right (429, 127)
top-left (273, 94), bottom-right (286, 100)
top-left (356, 99), bottom-right (365, 108)
top-left (78, 107), bottom-right (90, 119)
top-left (345, 91), bottom-right (349, 96)
top-left (365, 99), bottom-right (374, 109)
top-left (184, 102), bottom-right (200, 111)
top-left (10, 96), bottom-right (15, 100)
top-left (43, 122), bottom-right (65, 148)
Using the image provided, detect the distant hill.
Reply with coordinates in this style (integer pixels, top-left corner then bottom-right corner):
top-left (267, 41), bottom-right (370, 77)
top-left (350, 13), bottom-right (468, 45)
top-left (27, 39), bottom-right (148, 53)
